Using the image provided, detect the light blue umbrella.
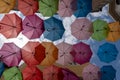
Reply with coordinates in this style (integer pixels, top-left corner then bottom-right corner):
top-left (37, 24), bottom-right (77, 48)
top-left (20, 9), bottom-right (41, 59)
top-left (43, 17), bottom-right (65, 41)
top-left (97, 43), bottom-right (118, 63)
top-left (0, 62), bottom-right (4, 77)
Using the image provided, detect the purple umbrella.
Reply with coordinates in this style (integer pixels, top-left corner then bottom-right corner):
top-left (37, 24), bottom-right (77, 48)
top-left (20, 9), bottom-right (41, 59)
top-left (0, 43), bottom-right (22, 67)
top-left (22, 14), bottom-right (44, 39)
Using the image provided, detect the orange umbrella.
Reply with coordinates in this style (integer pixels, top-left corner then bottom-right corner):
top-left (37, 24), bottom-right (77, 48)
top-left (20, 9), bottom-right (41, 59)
top-left (0, 13), bottom-right (22, 38)
top-left (0, 0), bottom-right (16, 13)
top-left (106, 21), bottom-right (120, 42)
top-left (40, 42), bottom-right (58, 66)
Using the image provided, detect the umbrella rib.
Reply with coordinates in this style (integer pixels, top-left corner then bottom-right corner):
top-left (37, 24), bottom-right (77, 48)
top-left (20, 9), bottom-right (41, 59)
top-left (22, 0), bottom-right (32, 6)
top-left (2, 0), bottom-right (10, 5)
top-left (9, 73), bottom-right (18, 80)
top-left (0, 23), bottom-right (16, 28)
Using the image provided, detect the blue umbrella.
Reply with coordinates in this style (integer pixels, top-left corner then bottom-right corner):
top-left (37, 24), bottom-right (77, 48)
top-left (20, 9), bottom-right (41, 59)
top-left (43, 17), bottom-right (65, 41)
top-left (97, 43), bottom-right (118, 63)
top-left (100, 65), bottom-right (116, 80)
top-left (74, 0), bottom-right (92, 18)
top-left (0, 62), bottom-right (5, 77)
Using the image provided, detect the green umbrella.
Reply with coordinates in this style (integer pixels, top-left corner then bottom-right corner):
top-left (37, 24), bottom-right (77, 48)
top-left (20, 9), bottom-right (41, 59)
top-left (39, 0), bottom-right (59, 17)
top-left (91, 19), bottom-right (109, 41)
top-left (3, 67), bottom-right (22, 80)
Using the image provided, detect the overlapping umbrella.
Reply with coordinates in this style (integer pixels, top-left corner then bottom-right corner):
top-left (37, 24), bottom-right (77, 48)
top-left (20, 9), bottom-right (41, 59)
top-left (0, 62), bottom-right (4, 77)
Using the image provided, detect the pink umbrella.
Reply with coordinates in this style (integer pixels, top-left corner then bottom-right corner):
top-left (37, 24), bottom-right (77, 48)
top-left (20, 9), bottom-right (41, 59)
top-left (71, 18), bottom-right (93, 40)
top-left (0, 43), bottom-right (22, 67)
top-left (56, 42), bottom-right (74, 65)
top-left (22, 14), bottom-right (44, 39)
top-left (82, 64), bottom-right (101, 80)
top-left (70, 42), bottom-right (93, 65)
top-left (58, 0), bottom-right (77, 17)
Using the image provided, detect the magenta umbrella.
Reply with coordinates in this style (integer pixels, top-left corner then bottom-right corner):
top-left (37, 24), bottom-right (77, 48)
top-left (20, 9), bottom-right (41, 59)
top-left (0, 43), bottom-right (22, 67)
top-left (56, 42), bottom-right (74, 65)
top-left (71, 18), bottom-right (93, 40)
top-left (22, 14), bottom-right (44, 39)
top-left (70, 42), bottom-right (93, 65)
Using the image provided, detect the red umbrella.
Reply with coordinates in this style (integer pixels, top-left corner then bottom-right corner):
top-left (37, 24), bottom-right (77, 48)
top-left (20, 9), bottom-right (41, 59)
top-left (0, 13), bottom-right (22, 38)
top-left (71, 18), bottom-right (93, 40)
top-left (22, 14), bottom-right (44, 39)
top-left (70, 42), bottom-right (93, 65)
top-left (21, 42), bottom-right (45, 66)
top-left (18, 0), bottom-right (39, 16)
top-left (22, 66), bottom-right (43, 80)
top-left (0, 43), bottom-right (22, 67)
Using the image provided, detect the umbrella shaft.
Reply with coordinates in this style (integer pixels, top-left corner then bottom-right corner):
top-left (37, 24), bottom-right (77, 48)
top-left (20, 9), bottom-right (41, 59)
top-left (0, 23), bottom-right (16, 28)
top-left (1, 52), bottom-right (16, 59)
top-left (2, 0), bottom-right (10, 5)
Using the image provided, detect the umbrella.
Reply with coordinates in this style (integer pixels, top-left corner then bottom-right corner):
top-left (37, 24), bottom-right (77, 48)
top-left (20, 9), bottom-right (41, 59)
top-left (0, 13), bottom-right (22, 38)
top-left (22, 42), bottom-right (45, 66)
top-left (74, 0), bottom-right (92, 18)
top-left (18, 0), bottom-right (38, 16)
top-left (39, 0), bottom-right (59, 17)
top-left (0, 62), bottom-right (4, 77)
top-left (58, 0), bottom-right (77, 17)
top-left (43, 65), bottom-right (64, 80)
top-left (82, 64), bottom-right (101, 80)
top-left (97, 42), bottom-right (118, 63)
top-left (56, 42), bottom-right (74, 65)
top-left (43, 17), bottom-right (65, 41)
top-left (91, 19), bottom-right (109, 41)
top-left (3, 67), bottom-right (22, 80)
top-left (106, 21), bottom-right (120, 42)
top-left (0, 0), bottom-right (16, 13)
top-left (71, 18), bottom-right (93, 40)
top-left (22, 14), bottom-right (44, 39)
top-left (100, 65), bottom-right (116, 80)
top-left (0, 43), bottom-right (22, 67)
top-left (22, 66), bottom-right (43, 80)
top-left (70, 42), bottom-right (93, 65)
top-left (40, 42), bottom-right (58, 66)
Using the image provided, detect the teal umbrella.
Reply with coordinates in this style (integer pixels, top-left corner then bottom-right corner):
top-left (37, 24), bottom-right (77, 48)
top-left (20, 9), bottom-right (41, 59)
top-left (0, 62), bottom-right (4, 77)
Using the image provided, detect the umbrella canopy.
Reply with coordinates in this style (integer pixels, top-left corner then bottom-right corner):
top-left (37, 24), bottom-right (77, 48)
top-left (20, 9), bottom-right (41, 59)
top-left (43, 65), bottom-right (64, 80)
top-left (22, 42), bottom-right (45, 66)
top-left (71, 18), bottom-right (93, 40)
top-left (97, 42), bottom-right (118, 63)
top-left (22, 66), bottom-right (43, 80)
top-left (0, 43), bottom-right (22, 67)
top-left (91, 19), bottom-right (109, 41)
top-left (56, 42), bottom-right (73, 65)
top-left (18, 0), bottom-right (39, 16)
top-left (100, 65), bottom-right (116, 80)
top-left (22, 14), bottom-right (44, 39)
top-left (39, 0), bottom-right (59, 17)
top-left (82, 64), bottom-right (101, 80)
top-left (40, 42), bottom-right (58, 66)
top-left (74, 0), bottom-right (92, 18)
top-left (0, 0), bottom-right (16, 13)
top-left (3, 67), bottom-right (22, 80)
top-left (0, 13), bottom-right (22, 38)
top-left (70, 42), bottom-right (93, 65)
top-left (43, 17), bottom-right (65, 41)
top-left (0, 62), bottom-right (4, 77)
top-left (58, 0), bottom-right (77, 17)
top-left (106, 21), bottom-right (120, 42)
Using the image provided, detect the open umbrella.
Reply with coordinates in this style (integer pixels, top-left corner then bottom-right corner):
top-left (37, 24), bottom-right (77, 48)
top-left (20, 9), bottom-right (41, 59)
top-left (0, 0), bottom-right (16, 13)
top-left (0, 62), bottom-right (4, 77)
top-left (43, 65), bottom-right (64, 80)
top-left (43, 17), bottom-right (65, 41)
top-left (82, 64), bottom-right (101, 80)
top-left (3, 67), bottom-right (22, 80)
top-left (91, 19), bottom-right (109, 41)
top-left (39, 0), bottom-right (59, 17)
top-left (22, 66), bottom-right (43, 80)
top-left (70, 42), bottom-right (93, 65)
top-left (58, 0), bottom-right (77, 17)
top-left (18, 0), bottom-right (38, 16)
top-left (56, 42), bottom-right (73, 65)
top-left (0, 43), bottom-right (22, 67)
top-left (40, 42), bottom-right (58, 66)
top-left (71, 18), bottom-right (93, 40)
top-left (106, 21), bottom-right (120, 42)
top-left (22, 42), bottom-right (45, 66)
top-left (97, 42), bottom-right (118, 63)
top-left (22, 14), bottom-right (44, 39)
top-left (0, 13), bottom-right (22, 38)
top-left (100, 65), bottom-right (116, 80)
